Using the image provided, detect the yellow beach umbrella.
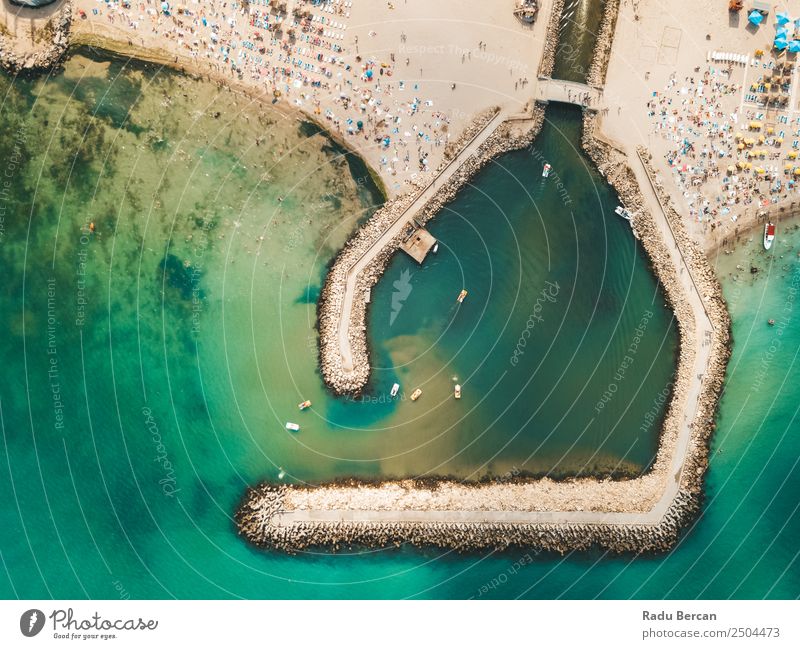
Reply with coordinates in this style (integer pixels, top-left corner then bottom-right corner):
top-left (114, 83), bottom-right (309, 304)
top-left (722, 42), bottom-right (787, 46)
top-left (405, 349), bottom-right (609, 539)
top-left (784, 163), bottom-right (793, 171)
top-left (789, 151), bottom-right (798, 159)
top-left (794, 167), bottom-right (800, 175)
top-left (735, 132), bottom-right (744, 140)
top-left (767, 126), bottom-right (774, 134)
top-left (738, 160), bottom-right (746, 168)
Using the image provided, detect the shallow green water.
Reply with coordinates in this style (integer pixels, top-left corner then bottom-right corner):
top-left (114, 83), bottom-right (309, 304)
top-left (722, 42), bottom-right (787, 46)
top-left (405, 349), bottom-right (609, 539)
top-left (0, 45), bottom-right (796, 599)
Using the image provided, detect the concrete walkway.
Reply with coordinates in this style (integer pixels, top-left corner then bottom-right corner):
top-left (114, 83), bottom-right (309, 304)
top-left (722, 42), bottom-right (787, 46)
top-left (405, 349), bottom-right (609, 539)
top-left (336, 109), bottom-right (507, 373)
top-left (276, 146), bottom-right (716, 529)
top-left (535, 78), bottom-right (605, 111)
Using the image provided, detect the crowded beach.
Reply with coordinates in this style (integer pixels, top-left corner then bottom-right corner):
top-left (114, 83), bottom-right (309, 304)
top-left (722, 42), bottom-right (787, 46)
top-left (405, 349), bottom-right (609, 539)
top-left (5, 0), bottom-right (542, 195)
top-left (602, 0), bottom-right (800, 253)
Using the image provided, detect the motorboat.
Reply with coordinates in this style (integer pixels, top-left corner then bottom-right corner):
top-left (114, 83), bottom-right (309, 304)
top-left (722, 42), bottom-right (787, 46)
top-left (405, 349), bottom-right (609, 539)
top-left (285, 422), bottom-right (300, 432)
top-left (457, 289), bottom-right (468, 303)
top-left (542, 162), bottom-right (551, 178)
top-left (614, 205), bottom-right (634, 221)
top-left (454, 384), bottom-right (462, 399)
top-left (298, 400), bottom-right (312, 411)
top-left (410, 388), bottom-right (422, 401)
top-left (764, 222), bottom-right (776, 250)
top-left (432, 242), bottom-right (439, 254)
top-left (390, 383), bottom-right (400, 397)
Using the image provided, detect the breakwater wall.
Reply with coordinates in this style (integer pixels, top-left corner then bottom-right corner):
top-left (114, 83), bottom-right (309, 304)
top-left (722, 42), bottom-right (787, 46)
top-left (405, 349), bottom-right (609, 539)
top-left (0, 1), bottom-right (72, 73)
top-left (318, 105), bottom-right (546, 395)
top-left (537, 0), bottom-right (565, 78)
top-left (236, 483), bottom-right (700, 554)
top-left (238, 0), bottom-right (732, 551)
top-left (581, 111), bottom-right (732, 524)
top-left (586, 0), bottom-right (621, 87)
top-left (236, 116), bottom-right (730, 555)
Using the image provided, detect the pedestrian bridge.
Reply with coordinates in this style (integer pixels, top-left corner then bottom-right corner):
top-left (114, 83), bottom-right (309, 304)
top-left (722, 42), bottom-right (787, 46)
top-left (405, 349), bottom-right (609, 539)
top-left (535, 78), bottom-right (605, 111)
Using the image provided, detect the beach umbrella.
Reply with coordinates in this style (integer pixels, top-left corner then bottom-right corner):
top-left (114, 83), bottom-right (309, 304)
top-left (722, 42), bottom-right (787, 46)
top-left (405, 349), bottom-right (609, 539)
top-left (790, 40), bottom-right (800, 53)
top-left (749, 10), bottom-right (764, 25)
top-left (777, 11), bottom-right (791, 26)
top-left (775, 36), bottom-right (789, 49)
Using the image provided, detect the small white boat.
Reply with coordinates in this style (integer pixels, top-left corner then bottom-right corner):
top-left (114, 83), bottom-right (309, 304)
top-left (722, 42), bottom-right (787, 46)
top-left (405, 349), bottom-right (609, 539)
top-left (614, 205), bottom-right (634, 221)
top-left (390, 383), bottom-right (400, 397)
top-left (764, 222), bottom-right (776, 250)
top-left (542, 163), bottom-right (551, 178)
top-left (285, 422), bottom-right (300, 432)
top-left (457, 289), bottom-right (468, 303)
top-left (410, 388), bottom-right (422, 401)
top-left (454, 384), bottom-right (462, 399)
top-left (278, 468), bottom-right (286, 479)
top-left (298, 400), bottom-right (312, 411)
top-left (432, 242), bottom-right (439, 254)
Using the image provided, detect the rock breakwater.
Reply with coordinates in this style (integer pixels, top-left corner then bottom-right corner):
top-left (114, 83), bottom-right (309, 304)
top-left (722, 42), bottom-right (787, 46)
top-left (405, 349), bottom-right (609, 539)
top-left (586, 0), bottom-right (621, 87)
top-left (0, 2), bottom-right (72, 74)
top-left (537, 0), bottom-right (564, 78)
top-left (236, 115), bottom-right (730, 555)
top-left (318, 105), bottom-right (547, 395)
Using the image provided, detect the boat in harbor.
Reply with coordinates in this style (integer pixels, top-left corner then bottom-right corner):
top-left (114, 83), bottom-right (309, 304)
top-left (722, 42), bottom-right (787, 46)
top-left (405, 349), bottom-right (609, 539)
top-left (542, 162), bottom-right (551, 178)
top-left (410, 388), bottom-right (422, 401)
top-left (390, 383), bottom-right (400, 397)
top-left (285, 422), bottom-right (300, 432)
top-left (614, 205), bottom-right (634, 221)
top-left (457, 289), bottom-right (468, 303)
top-left (432, 242), bottom-right (439, 254)
top-left (764, 222), bottom-right (776, 250)
top-left (454, 384), bottom-right (462, 399)
top-left (298, 400), bottom-right (312, 411)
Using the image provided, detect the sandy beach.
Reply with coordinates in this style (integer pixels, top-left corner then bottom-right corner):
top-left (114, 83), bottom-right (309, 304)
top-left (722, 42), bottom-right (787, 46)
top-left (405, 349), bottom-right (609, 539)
top-left (601, 0), bottom-right (800, 254)
top-left (2, 0), bottom-right (552, 196)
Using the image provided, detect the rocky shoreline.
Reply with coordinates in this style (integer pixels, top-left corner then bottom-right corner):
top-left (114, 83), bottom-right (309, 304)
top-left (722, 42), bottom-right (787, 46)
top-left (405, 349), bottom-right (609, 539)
top-left (537, 0), bottom-right (564, 78)
top-left (0, 2), bottom-right (72, 74)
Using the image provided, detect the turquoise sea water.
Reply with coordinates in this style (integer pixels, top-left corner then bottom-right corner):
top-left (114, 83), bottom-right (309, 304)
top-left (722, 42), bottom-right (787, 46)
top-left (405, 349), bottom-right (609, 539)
top-left (0, 32), bottom-right (797, 598)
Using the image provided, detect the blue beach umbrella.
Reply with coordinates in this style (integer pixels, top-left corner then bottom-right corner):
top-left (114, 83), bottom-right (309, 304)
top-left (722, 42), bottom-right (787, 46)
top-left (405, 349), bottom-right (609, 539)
top-left (777, 11), bottom-right (791, 26)
top-left (775, 36), bottom-right (789, 49)
top-left (790, 40), bottom-right (800, 53)
top-left (776, 26), bottom-right (789, 38)
top-left (749, 10), bottom-right (764, 25)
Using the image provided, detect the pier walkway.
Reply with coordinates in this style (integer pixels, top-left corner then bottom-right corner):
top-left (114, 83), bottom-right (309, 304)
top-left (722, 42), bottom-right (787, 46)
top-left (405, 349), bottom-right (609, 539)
top-left (336, 109), bottom-right (507, 373)
top-left (535, 78), bottom-right (605, 111)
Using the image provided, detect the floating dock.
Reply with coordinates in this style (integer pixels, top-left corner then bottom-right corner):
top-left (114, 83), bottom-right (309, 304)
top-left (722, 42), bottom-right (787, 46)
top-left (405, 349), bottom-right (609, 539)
top-left (399, 222), bottom-right (437, 264)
